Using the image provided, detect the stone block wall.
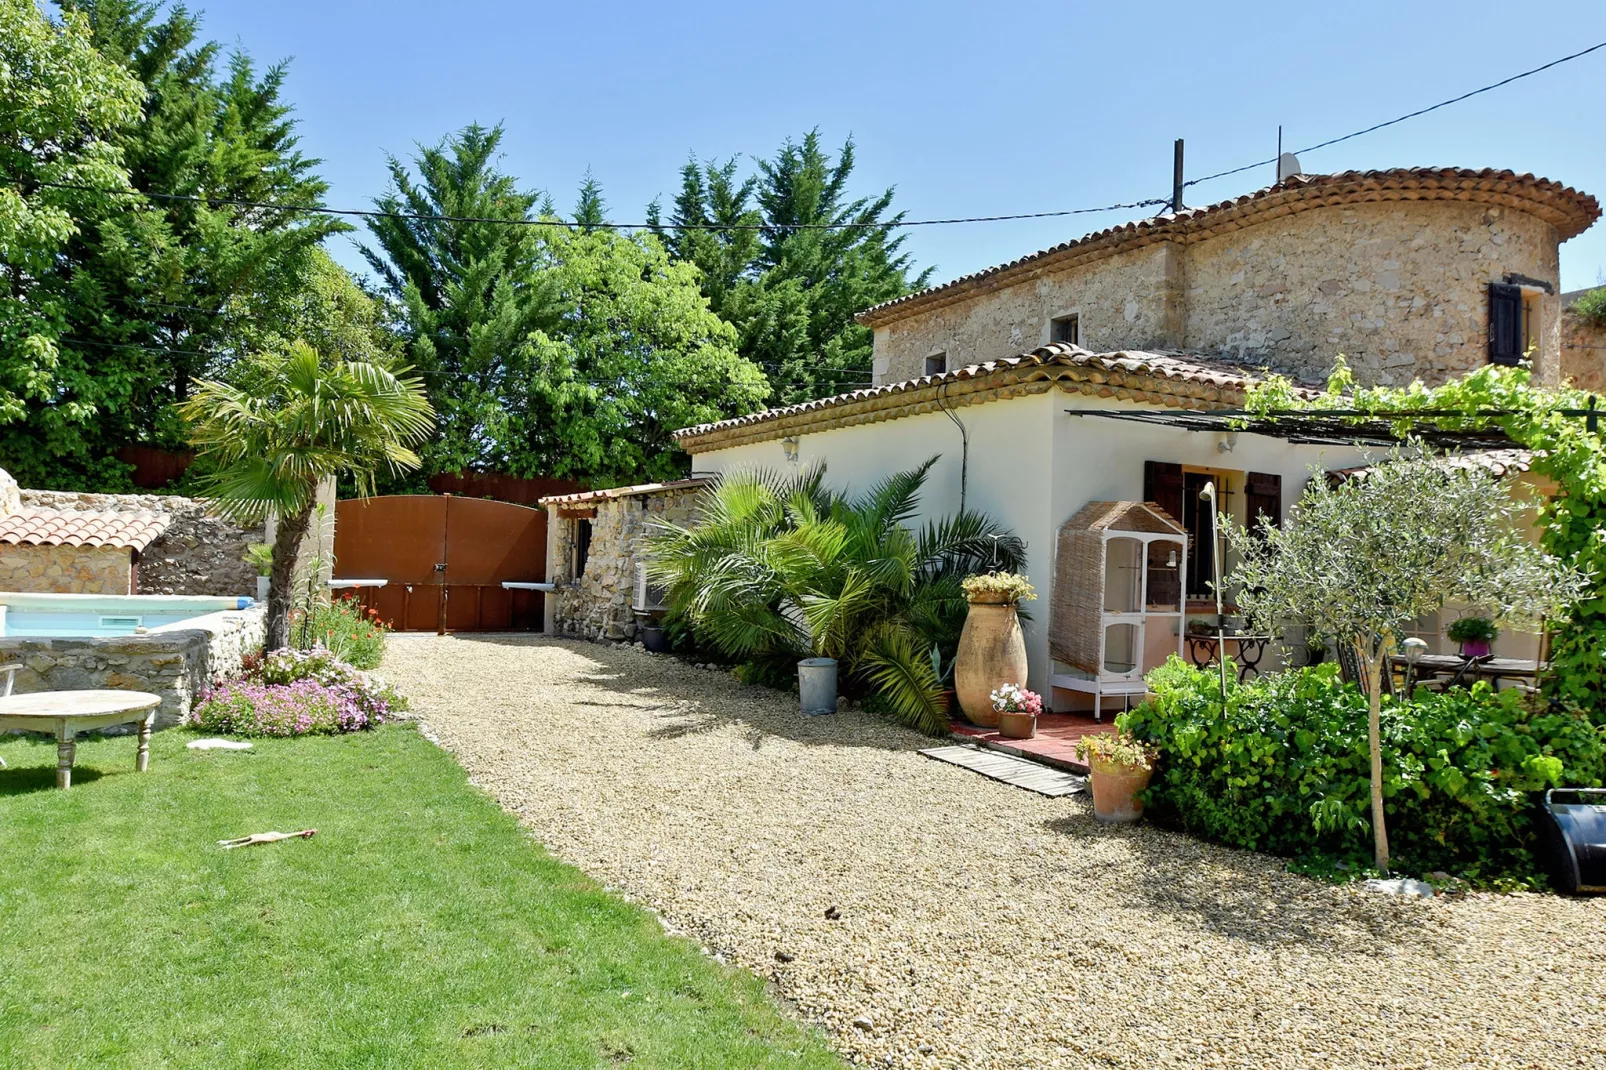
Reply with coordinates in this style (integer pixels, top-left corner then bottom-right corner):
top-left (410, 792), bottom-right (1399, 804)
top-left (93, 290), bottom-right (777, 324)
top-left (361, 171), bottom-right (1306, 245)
top-left (1561, 305), bottom-right (1606, 391)
top-left (875, 198), bottom-right (1562, 389)
top-left (1, 605), bottom-right (266, 728)
top-left (0, 544), bottom-right (132, 594)
top-left (19, 489), bottom-right (263, 597)
top-left (545, 486), bottom-right (703, 641)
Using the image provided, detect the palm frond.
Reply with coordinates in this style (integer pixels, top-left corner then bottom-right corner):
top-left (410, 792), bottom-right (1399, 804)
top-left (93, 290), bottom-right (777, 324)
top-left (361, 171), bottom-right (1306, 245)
top-left (859, 622), bottom-right (950, 735)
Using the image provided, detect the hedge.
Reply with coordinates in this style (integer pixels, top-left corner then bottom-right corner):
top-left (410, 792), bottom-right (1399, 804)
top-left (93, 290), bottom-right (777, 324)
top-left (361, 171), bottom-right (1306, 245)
top-left (1118, 657), bottom-right (1606, 885)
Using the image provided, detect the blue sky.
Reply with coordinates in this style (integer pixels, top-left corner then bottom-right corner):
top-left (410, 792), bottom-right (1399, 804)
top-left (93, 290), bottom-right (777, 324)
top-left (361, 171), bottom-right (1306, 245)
top-left (194, 0), bottom-right (1606, 292)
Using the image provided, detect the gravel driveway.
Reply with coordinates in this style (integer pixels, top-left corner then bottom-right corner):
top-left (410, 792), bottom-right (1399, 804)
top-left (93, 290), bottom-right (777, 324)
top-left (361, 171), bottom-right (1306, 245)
top-left (383, 634), bottom-right (1606, 1070)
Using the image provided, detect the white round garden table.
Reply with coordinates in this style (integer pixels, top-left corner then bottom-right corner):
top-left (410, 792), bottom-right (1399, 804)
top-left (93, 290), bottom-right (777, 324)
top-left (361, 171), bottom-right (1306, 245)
top-left (0, 690), bottom-right (162, 789)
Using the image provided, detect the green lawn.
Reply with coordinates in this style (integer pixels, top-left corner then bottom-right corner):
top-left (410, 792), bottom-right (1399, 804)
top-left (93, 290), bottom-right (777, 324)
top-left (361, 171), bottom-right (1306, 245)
top-left (0, 724), bottom-right (842, 1069)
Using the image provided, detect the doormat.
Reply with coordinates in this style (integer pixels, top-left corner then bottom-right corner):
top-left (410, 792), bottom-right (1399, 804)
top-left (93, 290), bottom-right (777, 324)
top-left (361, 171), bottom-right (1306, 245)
top-left (919, 745), bottom-right (1087, 797)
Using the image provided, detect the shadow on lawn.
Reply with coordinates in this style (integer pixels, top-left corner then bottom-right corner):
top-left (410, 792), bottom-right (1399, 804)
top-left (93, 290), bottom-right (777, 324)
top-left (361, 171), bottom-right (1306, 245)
top-left (1041, 813), bottom-right (1452, 955)
top-left (451, 634), bottom-right (938, 755)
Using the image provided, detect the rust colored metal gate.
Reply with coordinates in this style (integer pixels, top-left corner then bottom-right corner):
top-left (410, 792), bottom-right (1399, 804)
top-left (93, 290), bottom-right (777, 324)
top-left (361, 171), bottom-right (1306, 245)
top-left (332, 495), bottom-right (547, 632)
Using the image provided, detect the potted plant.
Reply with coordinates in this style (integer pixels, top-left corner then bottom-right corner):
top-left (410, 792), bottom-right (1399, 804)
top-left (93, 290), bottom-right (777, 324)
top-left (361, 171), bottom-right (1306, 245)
top-left (1446, 615), bottom-right (1498, 658)
top-left (1075, 732), bottom-right (1158, 824)
top-left (990, 682), bottom-right (1042, 739)
top-left (955, 572), bottom-right (1036, 727)
top-left (245, 543), bottom-right (273, 604)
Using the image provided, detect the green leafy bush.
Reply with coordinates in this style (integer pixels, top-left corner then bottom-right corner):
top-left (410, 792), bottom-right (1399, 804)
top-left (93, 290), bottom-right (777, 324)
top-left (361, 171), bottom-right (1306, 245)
top-left (1119, 657), bottom-right (1606, 884)
top-left (1573, 286), bottom-right (1606, 328)
top-left (296, 597), bottom-right (388, 669)
top-left (648, 459), bottom-right (1024, 734)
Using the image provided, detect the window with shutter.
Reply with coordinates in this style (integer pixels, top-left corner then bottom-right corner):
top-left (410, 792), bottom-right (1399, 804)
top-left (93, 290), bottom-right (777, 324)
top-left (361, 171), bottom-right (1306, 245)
top-left (1144, 461), bottom-right (1185, 526)
top-left (1245, 472), bottom-right (1282, 533)
top-left (1488, 283), bottom-right (1524, 366)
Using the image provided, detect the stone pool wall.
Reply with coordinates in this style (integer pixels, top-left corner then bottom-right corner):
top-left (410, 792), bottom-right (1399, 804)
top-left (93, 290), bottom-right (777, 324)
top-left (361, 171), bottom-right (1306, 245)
top-left (1, 605), bottom-right (265, 729)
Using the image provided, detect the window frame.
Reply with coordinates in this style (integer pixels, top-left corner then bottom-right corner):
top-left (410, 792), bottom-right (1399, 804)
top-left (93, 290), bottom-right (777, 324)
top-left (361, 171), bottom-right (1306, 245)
top-left (1049, 313), bottom-right (1080, 347)
top-left (924, 351), bottom-right (948, 376)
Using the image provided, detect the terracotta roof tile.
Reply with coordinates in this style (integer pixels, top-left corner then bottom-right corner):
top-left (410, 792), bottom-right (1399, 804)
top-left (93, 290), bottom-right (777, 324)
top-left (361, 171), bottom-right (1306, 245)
top-left (0, 508), bottom-right (170, 551)
top-left (674, 344), bottom-right (1287, 453)
top-left (538, 477), bottom-right (713, 507)
top-left (858, 168), bottom-right (1601, 327)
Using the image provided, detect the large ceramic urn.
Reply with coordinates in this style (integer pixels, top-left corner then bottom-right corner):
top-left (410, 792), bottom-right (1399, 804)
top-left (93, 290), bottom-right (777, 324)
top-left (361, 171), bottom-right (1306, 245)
top-left (954, 593), bottom-right (1029, 727)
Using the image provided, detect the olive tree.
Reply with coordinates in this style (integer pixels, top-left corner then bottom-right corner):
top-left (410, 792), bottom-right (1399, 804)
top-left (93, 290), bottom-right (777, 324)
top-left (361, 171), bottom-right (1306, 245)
top-left (1223, 448), bottom-right (1584, 873)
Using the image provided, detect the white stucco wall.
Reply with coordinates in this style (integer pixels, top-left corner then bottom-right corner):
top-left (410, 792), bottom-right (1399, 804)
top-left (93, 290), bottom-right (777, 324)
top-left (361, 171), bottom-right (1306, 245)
top-left (689, 393), bottom-right (1544, 705)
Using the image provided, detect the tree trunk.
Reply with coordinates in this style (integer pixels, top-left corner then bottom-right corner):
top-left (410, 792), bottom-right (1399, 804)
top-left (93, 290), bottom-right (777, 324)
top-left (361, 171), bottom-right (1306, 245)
top-left (265, 500), bottom-right (316, 651)
top-left (1360, 641), bottom-right (1391, 874)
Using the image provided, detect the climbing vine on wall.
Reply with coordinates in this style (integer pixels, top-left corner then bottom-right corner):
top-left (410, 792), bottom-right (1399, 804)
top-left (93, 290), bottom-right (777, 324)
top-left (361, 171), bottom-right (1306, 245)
top-left (1244, 359), bottom-right (1606, 718)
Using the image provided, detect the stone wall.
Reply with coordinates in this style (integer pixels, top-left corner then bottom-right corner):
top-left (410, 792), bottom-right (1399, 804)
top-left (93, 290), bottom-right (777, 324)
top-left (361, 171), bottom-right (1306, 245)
top-left (545, 486), bottom-right (703, 641)
top-left (875, 199), bottom-right (1563, 389)
top-left (19, 489), bottom-right (263, 597)
top-left (0, 544), bottom-right (132, 594)
top-left (1, 605), bottom-right (266, 728)
top-left (1561, 305), bottom-right (1606, 391)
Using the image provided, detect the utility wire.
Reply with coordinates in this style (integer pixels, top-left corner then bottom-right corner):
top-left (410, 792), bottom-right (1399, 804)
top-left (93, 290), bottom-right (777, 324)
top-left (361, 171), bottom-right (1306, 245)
top-left (1183, 39), bottom-right (1606, 190)
top-left (5, 41), bottom-right (1602, 233)
top-left (4, 172), bottom-right (1168, 231)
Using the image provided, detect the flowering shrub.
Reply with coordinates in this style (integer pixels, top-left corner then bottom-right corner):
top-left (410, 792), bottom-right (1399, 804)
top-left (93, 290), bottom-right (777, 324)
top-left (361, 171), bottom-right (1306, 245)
top-left (192, 645), bottom-right (406, 737)
top-left (961, 572), bottom-right (1036, 603)
top-left (990, 683), bottom-right (1042, 715)
top-left (192, 678), bottom-right (379, 737)
top-left (297, 596), bottom-right (388, 669)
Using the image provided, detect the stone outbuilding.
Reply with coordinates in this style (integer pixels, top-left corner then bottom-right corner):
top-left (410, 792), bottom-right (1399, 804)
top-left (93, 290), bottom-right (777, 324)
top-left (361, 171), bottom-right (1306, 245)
top-left (0, 470), bottom-right (171, 595)
top-left (539, 478), bottom-right (708, 641)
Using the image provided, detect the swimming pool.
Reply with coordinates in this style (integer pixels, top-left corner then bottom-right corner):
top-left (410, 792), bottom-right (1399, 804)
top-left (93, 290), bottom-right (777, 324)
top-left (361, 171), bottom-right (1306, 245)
top-left (0, 593), bottom-right (256, 638)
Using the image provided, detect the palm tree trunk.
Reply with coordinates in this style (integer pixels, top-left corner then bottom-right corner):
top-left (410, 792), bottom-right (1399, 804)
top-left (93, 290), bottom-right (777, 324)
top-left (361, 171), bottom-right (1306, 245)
top-left (1360, 641), bottom-right (1391, 874)
top-left (265, 500), bottom-right (315, 651)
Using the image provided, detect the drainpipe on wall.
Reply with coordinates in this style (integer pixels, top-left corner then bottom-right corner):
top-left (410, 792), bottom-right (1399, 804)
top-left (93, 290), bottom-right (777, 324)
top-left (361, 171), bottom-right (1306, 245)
top-left (935, 380), bottom-right (968, 514)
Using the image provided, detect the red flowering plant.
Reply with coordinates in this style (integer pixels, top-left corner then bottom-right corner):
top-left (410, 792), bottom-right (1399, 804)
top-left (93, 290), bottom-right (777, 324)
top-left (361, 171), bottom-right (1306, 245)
top-left (293, 596), bottom-right (389, 669)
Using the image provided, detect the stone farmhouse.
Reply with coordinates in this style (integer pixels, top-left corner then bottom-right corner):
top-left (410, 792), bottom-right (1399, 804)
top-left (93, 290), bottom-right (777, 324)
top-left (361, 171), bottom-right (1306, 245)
top-left (657, 167), bottom-right (1601, 711)
top-left (859, 167), bottom-right (1599, 390)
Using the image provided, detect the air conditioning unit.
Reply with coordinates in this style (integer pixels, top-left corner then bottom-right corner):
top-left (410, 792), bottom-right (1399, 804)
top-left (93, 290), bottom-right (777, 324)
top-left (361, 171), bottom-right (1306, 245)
top-left (633, 562), bottom-right (667, 613)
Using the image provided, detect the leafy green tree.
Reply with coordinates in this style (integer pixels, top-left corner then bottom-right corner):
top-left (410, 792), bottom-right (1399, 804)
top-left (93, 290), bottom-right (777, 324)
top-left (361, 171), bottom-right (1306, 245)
top-left (647, 459), bottom-right (1024, 733)
top-left (363, 129), bottom-right (767, 484)
top-left (509, 225), bottom-right (768, 485)
top-left (649, 131), bottom-right (928, 404)
top-left (1223, 448), bottom-right (1583, 873)
top-left (360, 122), bottom-right (556, 476)
top-left (0, 0), bottom-right (143, 485)
top-left (181, 342), bottom-right (434, 649)
top-left (0, 0), bottom-right (342, 488)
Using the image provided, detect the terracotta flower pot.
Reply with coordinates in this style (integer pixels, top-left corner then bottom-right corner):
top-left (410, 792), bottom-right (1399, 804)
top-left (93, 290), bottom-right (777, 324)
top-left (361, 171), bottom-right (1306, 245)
top-left (1088, 756), bottom-right (1153, 824)
top-left (955, 600), bottom-right (1027, 727)
top-left (997, 710), bottom-right (1037, 739)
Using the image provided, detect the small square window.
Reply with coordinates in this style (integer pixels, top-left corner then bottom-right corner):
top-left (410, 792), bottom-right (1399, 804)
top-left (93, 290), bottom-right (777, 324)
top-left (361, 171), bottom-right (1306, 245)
top-left (1050, 314), bottom-right (1079, 346)
top-left (924, 353), bottom-right (947, 376)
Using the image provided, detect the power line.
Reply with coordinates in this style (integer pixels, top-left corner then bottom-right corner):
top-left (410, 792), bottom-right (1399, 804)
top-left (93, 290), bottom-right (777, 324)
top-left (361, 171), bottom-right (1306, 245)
top-left (4, 172), bottom-right (1168, 232)
top-left (5, 40), bottom-right (1603, 241)
top-left (1183, 39), bottom-right (1606, 190)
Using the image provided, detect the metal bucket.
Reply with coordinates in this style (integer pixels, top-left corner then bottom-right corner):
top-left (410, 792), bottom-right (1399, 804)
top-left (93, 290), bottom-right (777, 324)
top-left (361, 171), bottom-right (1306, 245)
top-left (1536, 788), bottom-right (1606, 895)
top-left (797, 657), bottom-right (838, 716)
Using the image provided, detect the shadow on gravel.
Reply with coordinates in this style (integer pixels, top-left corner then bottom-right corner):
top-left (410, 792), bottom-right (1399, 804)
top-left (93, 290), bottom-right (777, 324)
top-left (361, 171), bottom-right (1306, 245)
top-left (451, 634), bottom-right (937, 755)
top-left (1041, 813), bottom-right (1452, 956)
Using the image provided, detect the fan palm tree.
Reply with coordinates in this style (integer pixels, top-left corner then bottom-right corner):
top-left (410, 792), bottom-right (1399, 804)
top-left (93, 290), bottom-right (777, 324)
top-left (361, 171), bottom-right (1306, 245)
top-left (180, 341), bottom-right (435, 649)
top-left (648, 457), bottom-right (1024, 733)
